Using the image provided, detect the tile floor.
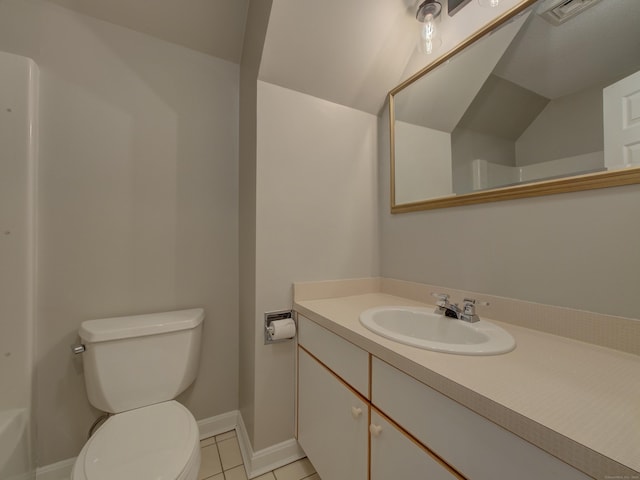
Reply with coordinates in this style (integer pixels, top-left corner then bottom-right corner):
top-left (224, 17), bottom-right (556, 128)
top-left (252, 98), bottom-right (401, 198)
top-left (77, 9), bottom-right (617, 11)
top-left (198, 430), bottom-right (320, 480)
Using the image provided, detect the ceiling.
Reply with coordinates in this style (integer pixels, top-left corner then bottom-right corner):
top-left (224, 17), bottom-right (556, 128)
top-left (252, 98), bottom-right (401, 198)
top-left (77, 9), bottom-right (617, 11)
top-left (393, 14), bottom-right (528, 131)
top-left (259, 0), bottom-right (420, 114)
top-left (494, 0), bottom-right (640, 99)
top-left (45, 0), bottom-right (249, 63)
top-left (456, 74), bottom-right (548, 140)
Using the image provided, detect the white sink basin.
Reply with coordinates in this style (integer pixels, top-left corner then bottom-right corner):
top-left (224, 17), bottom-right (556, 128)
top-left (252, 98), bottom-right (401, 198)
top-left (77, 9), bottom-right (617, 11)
top-left (359, 306), bottom-right (515, 355)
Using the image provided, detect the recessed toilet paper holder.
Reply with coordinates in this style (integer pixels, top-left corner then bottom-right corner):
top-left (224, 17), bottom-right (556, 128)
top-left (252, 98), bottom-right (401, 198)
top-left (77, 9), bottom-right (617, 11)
top-left (264, 310), bottom-right (296, 344)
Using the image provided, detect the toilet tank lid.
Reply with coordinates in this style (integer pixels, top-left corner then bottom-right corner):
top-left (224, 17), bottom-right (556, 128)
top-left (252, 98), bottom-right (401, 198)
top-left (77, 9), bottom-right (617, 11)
top-left (79, 308), bottom-right (204, 343)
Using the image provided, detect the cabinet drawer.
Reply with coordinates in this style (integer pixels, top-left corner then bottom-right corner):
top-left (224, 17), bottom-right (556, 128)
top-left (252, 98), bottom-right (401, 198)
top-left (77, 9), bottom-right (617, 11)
top-left (371, 357), bottom-right (589, 480)
top-left (298, 315), bottom-right (369, 397)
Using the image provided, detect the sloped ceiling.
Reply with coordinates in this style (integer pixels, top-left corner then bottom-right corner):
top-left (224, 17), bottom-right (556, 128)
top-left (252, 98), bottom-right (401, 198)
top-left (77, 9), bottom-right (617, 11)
top-left (455, 75), bottom-right (549, 140)
top-left (45, 0), bottom-right (249, 63)
top-left (494, 0), bottom-right (640, 99)
top-left (258, 0), bottom-right (419, 115)
top-left (393, 14), bottom-right (528, 132)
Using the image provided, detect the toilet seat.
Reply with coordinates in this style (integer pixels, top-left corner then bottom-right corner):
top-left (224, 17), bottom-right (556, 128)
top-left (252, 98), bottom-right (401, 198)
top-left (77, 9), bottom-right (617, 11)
top-left (72, 401), bottom-right (200, 480)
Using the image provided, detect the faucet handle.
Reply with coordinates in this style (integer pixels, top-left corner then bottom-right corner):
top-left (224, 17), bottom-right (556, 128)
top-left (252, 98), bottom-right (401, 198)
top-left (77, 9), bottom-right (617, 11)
top-left (432, 293), bottom-right (451, 315)
top-left (431, 292), bottom-right (450, 306)
top-left (463, 298), bottom-right (489, 305)
top-left (463, 298), bottom-right (489, 322)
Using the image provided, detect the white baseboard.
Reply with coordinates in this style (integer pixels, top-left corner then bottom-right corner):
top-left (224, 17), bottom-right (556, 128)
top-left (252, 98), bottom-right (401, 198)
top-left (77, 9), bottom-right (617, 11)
top-left (197, 409), bottom-right (240, 440)
top-left (35, 410), bottom-right (304, 480)
top-left (235, 413), bottom-right (305, 479)
top-left (35, 457), bottom-right (75, 480)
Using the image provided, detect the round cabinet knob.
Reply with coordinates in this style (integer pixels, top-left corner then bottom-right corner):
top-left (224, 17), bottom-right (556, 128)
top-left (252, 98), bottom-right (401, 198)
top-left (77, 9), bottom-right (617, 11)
top-left (351, 406), bottom-right (363, 419)
top-left (369, 424), bottom-right (382, 437)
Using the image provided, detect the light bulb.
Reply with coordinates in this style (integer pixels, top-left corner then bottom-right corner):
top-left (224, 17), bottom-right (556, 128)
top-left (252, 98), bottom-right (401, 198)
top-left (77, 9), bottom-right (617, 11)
top-left (418, 13), bottom-right (442, 55)
top-left (478, 0), bottom-right (500, 7)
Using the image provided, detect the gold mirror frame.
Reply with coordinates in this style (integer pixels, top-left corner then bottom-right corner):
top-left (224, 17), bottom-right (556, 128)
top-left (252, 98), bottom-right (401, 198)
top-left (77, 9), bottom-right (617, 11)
top-left (389, 0), bottom-right (640, 214)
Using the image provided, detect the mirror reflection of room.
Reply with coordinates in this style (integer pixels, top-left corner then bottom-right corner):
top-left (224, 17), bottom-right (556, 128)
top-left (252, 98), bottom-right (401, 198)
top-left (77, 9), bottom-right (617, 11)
top-left (393, 0), bottom-right (640, 204)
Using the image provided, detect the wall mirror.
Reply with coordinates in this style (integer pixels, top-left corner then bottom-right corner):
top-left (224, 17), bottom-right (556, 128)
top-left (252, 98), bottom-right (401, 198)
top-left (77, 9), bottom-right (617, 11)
top-left (389, 0), bottom-right (640, 213)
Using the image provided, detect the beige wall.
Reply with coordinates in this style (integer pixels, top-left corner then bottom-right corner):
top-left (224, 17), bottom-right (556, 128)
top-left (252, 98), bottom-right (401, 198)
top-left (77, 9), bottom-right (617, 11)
top-left (451, 128), bottom-right (516, 193)
top-left (516, 83), bottom-right (604, 167)
top-left (250, 81), bottom-right (379, 450)
top-left (395, 121), bottom-right (452, 203)
top-left (0, 0), bottom-right (240, 465)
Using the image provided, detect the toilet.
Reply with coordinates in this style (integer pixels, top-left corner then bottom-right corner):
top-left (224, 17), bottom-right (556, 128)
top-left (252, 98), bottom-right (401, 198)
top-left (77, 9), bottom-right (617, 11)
top-left (71, 308), bottom-right (204, 480)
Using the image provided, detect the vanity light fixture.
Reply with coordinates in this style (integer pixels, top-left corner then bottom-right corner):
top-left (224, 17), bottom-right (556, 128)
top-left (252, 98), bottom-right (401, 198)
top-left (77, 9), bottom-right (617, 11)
top-left (416, 0), bottom-right (442, 55)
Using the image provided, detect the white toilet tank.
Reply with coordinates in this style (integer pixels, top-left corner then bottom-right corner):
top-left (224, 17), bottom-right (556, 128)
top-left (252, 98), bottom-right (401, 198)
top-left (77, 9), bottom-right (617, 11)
top-left (78, 309), bottom-right (204, 413)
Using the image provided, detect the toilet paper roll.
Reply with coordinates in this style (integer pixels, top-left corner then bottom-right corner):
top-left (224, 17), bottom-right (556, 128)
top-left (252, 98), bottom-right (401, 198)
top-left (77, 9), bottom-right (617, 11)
top-left (268, 318), bottom-right (296, 340)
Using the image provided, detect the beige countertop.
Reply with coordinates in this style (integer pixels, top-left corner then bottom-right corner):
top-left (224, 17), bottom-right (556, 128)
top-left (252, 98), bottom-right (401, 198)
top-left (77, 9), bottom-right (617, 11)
top-left (294, 290), bottom-right (640, 480)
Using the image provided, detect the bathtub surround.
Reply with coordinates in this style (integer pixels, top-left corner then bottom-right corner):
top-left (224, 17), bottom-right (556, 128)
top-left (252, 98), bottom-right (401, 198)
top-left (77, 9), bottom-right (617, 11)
top-left (0, 51), bottom-right (38, 479)
top-left (0, 410), bottom-right (32, 478)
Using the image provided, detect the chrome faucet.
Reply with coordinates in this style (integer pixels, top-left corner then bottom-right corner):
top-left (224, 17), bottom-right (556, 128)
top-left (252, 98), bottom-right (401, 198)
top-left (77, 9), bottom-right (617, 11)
top-left (431, 293), bottom-right (489, 323)
top-left (431, 293), bottom-right (461, 318)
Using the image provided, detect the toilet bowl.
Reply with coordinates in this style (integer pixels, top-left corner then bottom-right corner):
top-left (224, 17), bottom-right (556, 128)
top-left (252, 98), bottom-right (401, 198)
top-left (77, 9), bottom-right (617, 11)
top-left (72, 309), bottom-right (204, 480)
top-left (72, 402), bottom-right (200, 480)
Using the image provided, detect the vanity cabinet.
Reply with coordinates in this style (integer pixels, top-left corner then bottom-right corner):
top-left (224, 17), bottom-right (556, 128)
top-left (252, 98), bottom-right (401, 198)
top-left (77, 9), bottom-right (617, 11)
top-left (296, 315), bottom-right (589, 480)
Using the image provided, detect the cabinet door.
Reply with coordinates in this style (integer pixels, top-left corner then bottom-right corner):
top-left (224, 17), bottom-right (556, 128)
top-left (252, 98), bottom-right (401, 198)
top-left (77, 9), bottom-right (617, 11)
top-left (298, 348), bottom-right (368, 480)
top-left (370, 410), bottom-right (461, 480)
top-left (372, 358), bottom-right (590, 480)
